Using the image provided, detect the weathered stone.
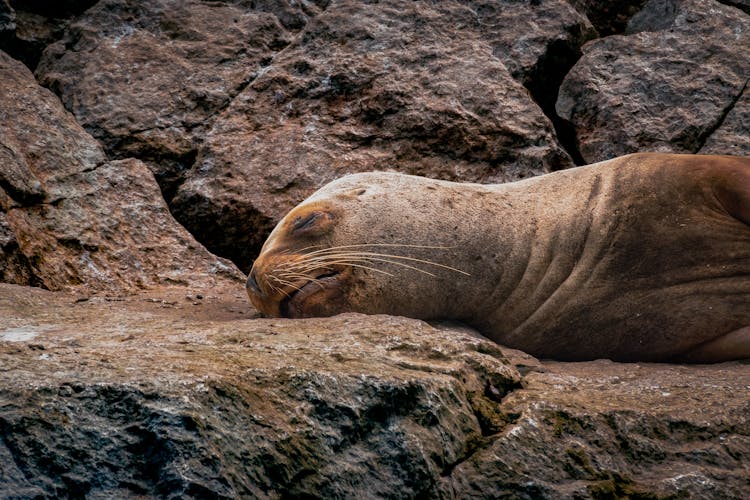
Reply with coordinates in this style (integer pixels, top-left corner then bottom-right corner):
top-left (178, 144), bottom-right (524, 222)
top-left (0, 0), bottom-right (14, 41)
top-left (568, 0), bottom-right (649, 36)
top-left (1, 283), bottom-right (747, 498)
top-left (173, 0), bottom-right (591, 271)
top-left (0, 0), bottom-right (87, 71)
top-left (0, 283), bottom-right (519, 498)
top-left (0, 209), bottom-right (38, 286)
top-left (0, 49), bottom-right (243, 291)
top-left (441, 359), bottom-right (750, 498)
top-left (701, 84), bottom-right (750, 156)
top-left (35, 0), bottom-right (314, 198)
top-left (557, 0), bottom-right (750, 163)
top-left (717, 0), bottom-right (750, 14)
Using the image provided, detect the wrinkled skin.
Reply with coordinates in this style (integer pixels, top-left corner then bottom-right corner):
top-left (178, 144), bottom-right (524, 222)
top-left (248, 153), bottom-right (750, 363)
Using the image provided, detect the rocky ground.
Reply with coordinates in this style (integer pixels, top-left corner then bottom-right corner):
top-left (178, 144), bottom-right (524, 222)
top-left (1, 283), bottom-right (748, 498)
top-left (0, 0), bottom-right (749, 498)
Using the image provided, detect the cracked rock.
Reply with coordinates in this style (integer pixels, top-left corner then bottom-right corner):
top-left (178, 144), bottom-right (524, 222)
top-left (701, 82), bottom-right (750, 156)
top-left (35, 0), bottom-right (315, 198)
top-left (1, 284), bottom-right (747, 498)
top-left (440, 360), bottom-right (750, 498)
top-left (0, 49), bottom-right (243, 292)
top-left (172, 0), bottom-right (591, 271)
top-left (0, 284), bottom-right (520, 498)
top-left (557, 0), bottom-right (750, 163)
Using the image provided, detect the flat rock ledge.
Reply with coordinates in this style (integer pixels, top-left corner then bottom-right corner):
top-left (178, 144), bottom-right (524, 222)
top-left (0, 284), bottom-right (747, 499)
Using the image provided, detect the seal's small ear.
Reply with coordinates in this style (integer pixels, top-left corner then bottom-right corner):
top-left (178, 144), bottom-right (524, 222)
top-left (289, 210), bottom-right (336, 236)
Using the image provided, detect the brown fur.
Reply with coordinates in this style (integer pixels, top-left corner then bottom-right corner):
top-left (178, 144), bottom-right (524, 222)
top-left (248, 153), bottom-right (750, 363)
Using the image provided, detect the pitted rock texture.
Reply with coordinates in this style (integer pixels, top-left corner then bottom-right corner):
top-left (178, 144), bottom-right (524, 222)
top-left (0, 49), bottom-right (242, 292)
top-left (2, 0), bottom-right (748, 272)
top-left (31, 0), bottom-right (598, 271)
top-left (35, 0), bottom-right (312, 198)
top-left (557, 0), bottom-right (750, 163)
top-left (701, 84), bottom-right (750, 156)
top-left (171, 0), bottom-right (592, 271)
top-left (568, 0), bottom-right (649, 36)
top-left (0, 283), bottom-right (747, 499)
top-left (442, 361), bottom-right (750, 498)
top-left (1, 2), bottom-right (749, 497)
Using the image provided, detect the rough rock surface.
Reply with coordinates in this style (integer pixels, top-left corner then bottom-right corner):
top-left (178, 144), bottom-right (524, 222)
top-left (1, 283), bottom-right (748, 498)
top-left (171, 0), bottom-right (593, 270)
top-left (0, 49), bottom-right (242, 291)
top-left (0, 0), bottom-right (94, 71)
top-left (557, 0), bottom-right (750, 163)
top-left (701, 85), bottom-right (750, 156)
top-left (35, 0), bottom-right (311, 198)
top-left (568, 0), bottom-right (649, 36)
top-left (1, 1), bottom-right (749, 497)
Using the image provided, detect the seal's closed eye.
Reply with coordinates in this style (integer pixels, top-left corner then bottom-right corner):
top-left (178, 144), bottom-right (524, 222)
top-left (291, 213), bottom-right (320, 232)
top-left (289, 210), bottom-right (336, 236)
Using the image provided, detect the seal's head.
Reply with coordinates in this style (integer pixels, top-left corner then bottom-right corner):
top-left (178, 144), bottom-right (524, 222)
top-left (246, 172), bottom-right (475, 319)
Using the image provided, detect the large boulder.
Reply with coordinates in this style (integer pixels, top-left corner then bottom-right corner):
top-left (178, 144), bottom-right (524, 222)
top-left (35, 0), bottom-right (311, 198)
top-left (0, 283), bottom-right (747, 498)
top-left (0, 0), bottom-right (95, 70)
top-left (701, 84), bottom-right (750, 156)
top-left (557, 0), bottom-right (750, 163)
top-left (0, 50), bottom-right (242, 292)
top-left (171, 0), bottom-right (593, 271)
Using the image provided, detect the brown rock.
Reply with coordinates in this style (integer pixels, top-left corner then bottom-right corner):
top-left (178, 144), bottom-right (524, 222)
top-left (442, 359), bottom-right (750, 498)
top-left (718, 0), bottom-right (750, 14)
top-left (568, 0), bottom-right (649, 36)
top-left (701, 83), bottom-right (750, 156)
top-left (557, 0), bottom-right (750, 163)
top-left (0, 1), bottom-right (13, 40)
top-left (34, 0), bottom-right (313, 197)
top-left (0, 50), bottom-right (242, 292)
top-left (173, 0), bottom-right (591, 271)
top-left (0, 283), bottom-right (518, 498)
top-left (0, 283), bottom-right (747, 498)
top-left (0, 210), bottom-right (39, 286)
top-left (0, 0), bottom-right (87, 71)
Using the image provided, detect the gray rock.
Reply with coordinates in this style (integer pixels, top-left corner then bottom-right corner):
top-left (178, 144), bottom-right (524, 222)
top-left (567, 0), bottom-right (649, 36)
top-left (557, 0), bottom-right (750, 163)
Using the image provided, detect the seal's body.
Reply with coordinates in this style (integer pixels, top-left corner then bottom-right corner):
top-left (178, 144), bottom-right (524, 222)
top-left (247, 153), bottom-right (750, 362)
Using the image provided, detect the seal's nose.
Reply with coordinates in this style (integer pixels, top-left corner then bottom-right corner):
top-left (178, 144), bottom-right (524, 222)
top-left (246, 268), bottom-right (263, 297)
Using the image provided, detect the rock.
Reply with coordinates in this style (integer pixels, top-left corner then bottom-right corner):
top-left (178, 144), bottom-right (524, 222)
top-left (442, 360), bottom-right (750, 498)
top-left (0, 0), bottom-right (89, 71)
top-left (0, 210), bottom-right (39, 287)
top-left (0, 50), bottom-right (243, 292)
top-left (0, 282), bottom-right (747, 498)
top-left (557, 0), bottom-right (750, 163)
top-left (0, 283), bottom-right (519, 498)
top-left (568, 0), bottom-right (649, 36)
top-left (35, 0), bottom-right (314, 199)
top-left (0, 1), bottom-right (14, 42)
top-left (172, 0), bottom-right (592, 271)
top-left (701, 83), bottom-right (750, 156)
top-left (718, 0), bottom-right (750, 14)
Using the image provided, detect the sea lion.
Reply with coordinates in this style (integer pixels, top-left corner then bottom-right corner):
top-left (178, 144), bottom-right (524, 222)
top-left (246, 153), bottom-right (750, 363)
